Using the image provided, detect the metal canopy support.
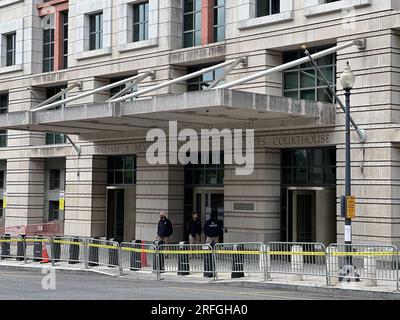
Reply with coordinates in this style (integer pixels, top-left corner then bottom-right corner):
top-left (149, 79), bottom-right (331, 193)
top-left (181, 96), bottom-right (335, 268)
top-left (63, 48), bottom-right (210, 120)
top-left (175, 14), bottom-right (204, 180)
top-left (206, 57), bottom-right (247, 89)
top-left (65, 135), bottom-right (81, 156)
top-left (106, 72), bottom-right (155, 102)
top-left (109, 58), bottom-right (245, 103)
top-left (30, 72), bottom-right (155, 112)
top-left (302, 46), bottom-right (367, 143)
top-left (31, 82), bottom-right (82, 109)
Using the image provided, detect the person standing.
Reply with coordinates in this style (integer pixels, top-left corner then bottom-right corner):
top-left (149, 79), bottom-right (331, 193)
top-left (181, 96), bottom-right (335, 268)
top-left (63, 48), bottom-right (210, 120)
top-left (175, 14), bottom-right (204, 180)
top-left (157, 210), bottom-right (173, 243)
top-left (186, 211), bottom-right (202, 244)
top-left (204, 210), bottom-right (222, 244)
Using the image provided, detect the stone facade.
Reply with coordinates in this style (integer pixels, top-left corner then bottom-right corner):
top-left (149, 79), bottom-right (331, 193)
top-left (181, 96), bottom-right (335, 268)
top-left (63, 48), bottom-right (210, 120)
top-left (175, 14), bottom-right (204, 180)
top-left (0, 0), bottom-right (400, 246)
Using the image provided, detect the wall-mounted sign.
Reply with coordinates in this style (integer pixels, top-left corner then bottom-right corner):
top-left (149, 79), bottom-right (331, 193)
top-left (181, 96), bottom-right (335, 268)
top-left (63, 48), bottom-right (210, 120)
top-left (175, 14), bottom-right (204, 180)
top-left (233, 202), bottom-right (255, 211)
top-left (2, 191), bottom-right (6, 209)
top-left (59, 191), bottom-right (65, 211)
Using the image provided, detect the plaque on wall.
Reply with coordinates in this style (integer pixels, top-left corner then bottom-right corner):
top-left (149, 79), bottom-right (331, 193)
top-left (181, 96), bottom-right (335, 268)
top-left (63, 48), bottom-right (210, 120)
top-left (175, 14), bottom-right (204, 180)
top-left (233, 202), bottom-right (255, 211)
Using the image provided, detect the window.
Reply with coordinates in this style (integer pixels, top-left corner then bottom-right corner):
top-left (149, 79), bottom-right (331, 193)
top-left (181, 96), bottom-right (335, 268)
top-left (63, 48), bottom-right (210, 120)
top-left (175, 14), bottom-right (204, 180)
top-left (62, 12), bottom-right (69, 69)
top-left (183, 0), bottom-right (202, 48)
top-left (89, 12), bottom-right (103, 50)
top-left (6, 33), bottom-right (16, 67)
top-left (187, 64), bottom-right (225, 91)
top-left (43, 15), bottom-right (55, 72)
top-left (45, 133), bottom-right (67, 145)
top-left (0, 95), bottom-right (8, 114)
top-left (281, 148), bottom-right (336, 186)
top-left (107, 156), bottom-right (136, 185)
top-left (48, 201), bottom-right (60, 221)
top-left (256, 0), bottom-right (280, 17)
top-left (133, 2), bottom-right (149, 42)
top-left (283, 46), bottom-right (336, 103)
top-left (185, 152), bottom-right (224, 186)
top-left (109, 77), bottom-right (138, 101)
top-left (0, 131), bottom-right (6, 148)
top-left (213, 0), bottom-right (225, 42)
top-left (0, 171), bottom-right (4, 189)
top-left (49, 169), bottom-right (61, 190)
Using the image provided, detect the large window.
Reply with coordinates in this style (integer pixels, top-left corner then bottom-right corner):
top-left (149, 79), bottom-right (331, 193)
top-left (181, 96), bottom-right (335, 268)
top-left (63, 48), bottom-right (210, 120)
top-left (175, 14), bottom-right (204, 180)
top-left (107, 156), bottom-right (136, 185)
top-left (48, 201), bottom-right (60, 221)
top-left (0, 95), bottom-right (8, 114)
top-left (62, 11), bottom-right (69, 69)
top-left (6, 33), bottom-right (16, 67)
top-left (49, 169), bottom-right (61, 190)
top-left (185, 152), bottom-right (224, 186)
top-left (283, 47), bottom-right (336, 103)
top-left (187, 64), bottom-right (225, 91)
top-left (213, 0), bottom-right (225, 42)
top-left (43, 15), bottom-right (55, 72)
top-left (282, 148), bottom-right (336, 186)
top-left (133, 2), bottom-right (149, 42)
top-left (44, 86), bottom-right (68, 145)
top-left (256, 0), bottom-right (280, 17)
top-left (183, 0), bottom-right (202, 48)
top-left (89, 12), bottom-right (103, 50)
top-left (0, 131), bottom-right (6, 148)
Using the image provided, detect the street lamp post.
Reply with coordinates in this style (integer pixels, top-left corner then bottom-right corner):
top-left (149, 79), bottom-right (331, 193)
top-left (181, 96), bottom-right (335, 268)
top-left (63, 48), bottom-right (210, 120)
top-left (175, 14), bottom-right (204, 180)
top-left (340, 62), bottom-right (356, 263)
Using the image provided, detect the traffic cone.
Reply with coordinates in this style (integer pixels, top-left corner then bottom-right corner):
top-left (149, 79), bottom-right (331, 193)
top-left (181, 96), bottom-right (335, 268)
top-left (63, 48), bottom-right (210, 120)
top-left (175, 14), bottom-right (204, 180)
top-left (41, 244), bottom-right (50, 264)
top-left (141, 241), bottom-right (149, 267)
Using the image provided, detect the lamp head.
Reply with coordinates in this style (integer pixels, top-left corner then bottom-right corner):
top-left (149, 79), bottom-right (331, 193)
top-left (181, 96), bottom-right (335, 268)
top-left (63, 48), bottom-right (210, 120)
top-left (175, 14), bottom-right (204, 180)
top-left (340, 62), bottom-right (355, 91)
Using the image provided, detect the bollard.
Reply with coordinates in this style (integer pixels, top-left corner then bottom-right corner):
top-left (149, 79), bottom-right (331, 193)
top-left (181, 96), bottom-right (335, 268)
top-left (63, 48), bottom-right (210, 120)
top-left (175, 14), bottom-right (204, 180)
top-left (88, 237), bottom-right (99, 267)
top-left (52, 236), bottom-right (61, 262)
top-left (177, 241), bottom-right (190, 276)
top-left (290, 245), bottom-right (304, 281)
top-left (33, 236), bottom-right (43, 262)
top-left (130, 240), bottom-right (142, 271)
top-left (203, 243), bottom-right (215, 278)
top-left (1, 234), bottom-right (11, 260)
top-left (327, 246), bottom-right (339, 286)
top-left (108, 239), bottom-right (119, 268)
top-left (69, 237), bottom-right (80, 265)
top-left (16, 235), bottom-right (25, 262)
top-left (153, 240), bottom-right (165, 273)
top-left (363, 247), bottom-right (377, 286)
top-left (231, 244), bottom-right (245, 279)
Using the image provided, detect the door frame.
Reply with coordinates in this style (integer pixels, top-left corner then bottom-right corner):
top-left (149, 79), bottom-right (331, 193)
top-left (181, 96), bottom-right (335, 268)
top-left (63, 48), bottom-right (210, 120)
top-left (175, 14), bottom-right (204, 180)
top-left (106, 186), bottom-right (125, 241)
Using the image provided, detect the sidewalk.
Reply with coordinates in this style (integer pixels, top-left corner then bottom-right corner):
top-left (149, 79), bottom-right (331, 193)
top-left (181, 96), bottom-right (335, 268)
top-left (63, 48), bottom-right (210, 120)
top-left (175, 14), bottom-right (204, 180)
top-left (0, 259), bottom-right (399, 299)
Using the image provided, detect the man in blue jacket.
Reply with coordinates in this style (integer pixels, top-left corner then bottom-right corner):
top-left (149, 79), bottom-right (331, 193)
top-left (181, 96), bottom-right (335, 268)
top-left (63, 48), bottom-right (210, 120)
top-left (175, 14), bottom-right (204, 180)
top-left (157, 210), bottom-right (173, 243)
top-left (204, 210), bottom-right (222, 244)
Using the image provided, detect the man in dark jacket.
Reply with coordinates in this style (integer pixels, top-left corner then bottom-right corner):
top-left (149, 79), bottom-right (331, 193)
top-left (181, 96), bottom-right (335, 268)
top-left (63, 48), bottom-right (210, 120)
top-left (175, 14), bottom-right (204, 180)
top-left (186, 211), bottom-right (202, 244)
top-left (204, 210), bottom-right (222, 244)
top-left (157, 210), bottom-right (173, 243)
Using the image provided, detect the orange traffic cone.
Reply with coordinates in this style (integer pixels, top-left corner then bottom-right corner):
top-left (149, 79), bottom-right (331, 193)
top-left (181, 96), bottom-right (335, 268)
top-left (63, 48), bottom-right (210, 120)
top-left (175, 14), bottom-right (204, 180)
top-left (41, 244), bottom-right (50, 264)
top-left (141, 241), bottom-right (149, 267)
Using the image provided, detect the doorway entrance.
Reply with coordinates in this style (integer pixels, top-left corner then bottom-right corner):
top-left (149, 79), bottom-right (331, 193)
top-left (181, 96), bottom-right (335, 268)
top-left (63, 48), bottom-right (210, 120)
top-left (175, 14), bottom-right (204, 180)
top-left (193, 188), bottom-right (224, 243)
top-left (106, 187), bottom-right (136, 243)
top-left (286, 188), bottom-right (336, 245)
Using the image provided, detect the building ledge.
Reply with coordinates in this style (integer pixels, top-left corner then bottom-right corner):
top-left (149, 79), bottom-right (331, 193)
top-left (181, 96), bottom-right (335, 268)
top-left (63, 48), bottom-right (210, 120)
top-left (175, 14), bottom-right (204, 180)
top-left (0, 64), bottom-right (23, 75)
top-left (0, 0), bottom-right (23, 8)
top-left (238, 11), bottom-right (294, 30)
top-left (118, 38), bottom-right (159, 53)
top-left (170, 43), bottom-right (226, 66)
top-left (76, 47), bottom-right (112, 61)
top-left (304, 0), bottom-right (371, 17)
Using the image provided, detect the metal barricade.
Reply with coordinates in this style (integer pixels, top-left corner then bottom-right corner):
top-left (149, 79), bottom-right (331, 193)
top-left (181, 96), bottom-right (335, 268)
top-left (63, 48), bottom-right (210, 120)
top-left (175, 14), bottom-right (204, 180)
top-left (158, 244), bottom-right (214, 278)
top-left (119, 241), bottom-right (157, 276)
top-left (24, 236), bottom-right (52, 263)
top-left (51, 236), bottom-right (85, 266)
top-left (0, 234), bottom-right (25, 261)
top-left (266, 242), bottom-right (327, 283)
top-left (213, 242), bottom-right (264, 280)
top-left (86, 238), bottom-right (120, 269)
top-left (326, 243), bottom-right (399, 290)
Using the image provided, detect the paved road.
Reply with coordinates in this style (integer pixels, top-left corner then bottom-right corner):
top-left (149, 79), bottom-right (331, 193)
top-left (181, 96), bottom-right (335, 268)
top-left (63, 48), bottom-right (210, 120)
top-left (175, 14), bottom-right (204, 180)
top-left (0, 269), bottom-right (363, 300)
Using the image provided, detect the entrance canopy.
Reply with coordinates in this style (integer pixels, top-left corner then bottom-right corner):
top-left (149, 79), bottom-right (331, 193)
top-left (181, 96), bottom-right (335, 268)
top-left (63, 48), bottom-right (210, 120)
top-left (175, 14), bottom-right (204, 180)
top-left (0, 89), bottom-right (335, 135)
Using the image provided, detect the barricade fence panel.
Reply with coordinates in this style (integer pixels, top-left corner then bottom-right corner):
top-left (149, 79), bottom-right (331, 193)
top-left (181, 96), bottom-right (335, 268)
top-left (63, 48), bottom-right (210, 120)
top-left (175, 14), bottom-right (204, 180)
top-left (266, 242), bottom-right (327, 278)
top-left (158, 244), bottom-right (214, 276)
top-left (51, 236), bottom-right (86, 265)
top-left (0, 235), bottom-right (25, 261)
top-left (24, 236), bottom-right (52, 263)
top-left (213, 242), bottom-right (264, 279)
top-left (86, 238), bottom-right (119, 268)
top-left (120, 242), bottom-right (157, 273)
top-left (327, 244), bottom-right (399, 288)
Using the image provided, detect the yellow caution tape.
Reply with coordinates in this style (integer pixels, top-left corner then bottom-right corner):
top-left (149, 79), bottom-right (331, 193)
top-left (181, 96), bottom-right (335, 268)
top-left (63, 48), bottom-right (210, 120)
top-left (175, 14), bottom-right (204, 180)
top-left (0, 239), bottom-right (24, 243)
top-left (88, 243), bottom-right (118, 250)
top-left (25, 239), bottom-right (50, 243)
top-left (268, 251), bottom-right (326, 256)
top-left (121, 247), bottom-right (157, 254)
top-left (332, 252), bottom-right (396, 256)
top-left (53, 240), bottom-right (83, 246)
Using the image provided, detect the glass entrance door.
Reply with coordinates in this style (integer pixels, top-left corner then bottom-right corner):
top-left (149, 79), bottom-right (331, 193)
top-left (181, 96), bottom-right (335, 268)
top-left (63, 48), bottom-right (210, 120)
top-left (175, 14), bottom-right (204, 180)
top-left (193, 189), bottom-right (224, 243)
top-left (291, 191), bottom-right (316, 243)
top-left (107, 188), bottom-right (125, 243)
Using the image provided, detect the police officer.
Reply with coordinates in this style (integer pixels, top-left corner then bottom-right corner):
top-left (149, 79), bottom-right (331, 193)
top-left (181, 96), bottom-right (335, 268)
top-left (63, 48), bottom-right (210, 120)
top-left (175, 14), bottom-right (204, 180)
top-left (204, 210), bottom-right (222, 244)
top-left (186, 211), bottom-right (202, 244)
top-left (157, 210), bottom-right (173, 243)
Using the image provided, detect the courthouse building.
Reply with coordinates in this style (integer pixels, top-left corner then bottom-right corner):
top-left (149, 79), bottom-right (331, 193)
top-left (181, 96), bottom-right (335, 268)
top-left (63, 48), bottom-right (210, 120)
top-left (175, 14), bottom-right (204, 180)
top-left (0, 0), bottom-right (400, 246)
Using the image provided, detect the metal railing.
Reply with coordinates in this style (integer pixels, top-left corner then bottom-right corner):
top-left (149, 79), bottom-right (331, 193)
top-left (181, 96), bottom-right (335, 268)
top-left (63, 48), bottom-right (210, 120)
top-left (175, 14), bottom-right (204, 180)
top-left (326, 243), bottom-right (399, 291)
top-left (213, 242), bottom-right (265, 280)
top-left (266, 242), bottom-right (327, 284)
top-left (0, 236), bottom-right (399, 291)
